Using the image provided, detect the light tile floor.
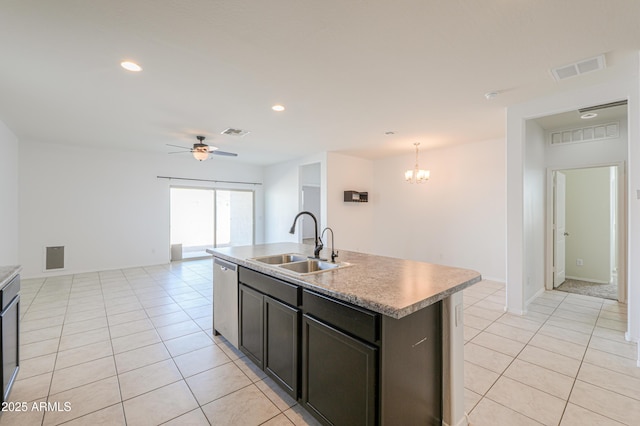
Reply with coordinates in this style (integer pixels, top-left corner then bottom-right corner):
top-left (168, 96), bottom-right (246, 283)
top-left (464, 280), bottom-right (639, 426)
top-left (2, 260), bottom-right (638, 425)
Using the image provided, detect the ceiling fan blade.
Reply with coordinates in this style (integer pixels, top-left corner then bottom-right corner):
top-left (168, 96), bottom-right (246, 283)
top-left (166, 144), bottom-right (191, 150)
top-left (168, 151), bottom-right (190, 154)
top-left (211, 150), bottom-right (238, 157)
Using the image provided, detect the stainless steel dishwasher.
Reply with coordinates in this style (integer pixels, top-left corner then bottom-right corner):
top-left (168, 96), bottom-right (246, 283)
top-left (213, 258), bottom-right (239, 348)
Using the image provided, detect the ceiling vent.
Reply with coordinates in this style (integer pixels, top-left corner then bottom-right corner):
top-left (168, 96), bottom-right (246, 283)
top-left (221, 128), bottom-right (250, 137)
top-left (551, 54), bottom-right (606, 81)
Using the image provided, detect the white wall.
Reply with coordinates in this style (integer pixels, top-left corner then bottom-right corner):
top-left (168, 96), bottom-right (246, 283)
top-left (564, 167), bottom-right (611, 282)
top-left (523, 120), bottom-right (546, 304)
top-left (326, 152), bottom-right (375, 254)
top-left (0, 120), bottom-right (19, 265)
top-left (371, 138), bottom-right (506, 281)
top-left (507, 72), bottom-right (640, 351)
top-left (19, 140), bottom-right (264, 278)
top-left (264, 144), bottom-right (506, 282)
top-left (264, 153), bottom-right (327, 244)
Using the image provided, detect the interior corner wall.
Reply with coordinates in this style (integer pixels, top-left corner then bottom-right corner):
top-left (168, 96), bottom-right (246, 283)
top-left (0, 120), bottom-right (19, 265)
top-left (18, 140), bottom-right (264, 278)
top-left (370, 138), bottom-right (506, 281)
top-left (325, 152), bottom-right (375, 254)
top-left (523, 120), bottom-right (546, 303)
top-left (264, 153), bottom-right (327, 244)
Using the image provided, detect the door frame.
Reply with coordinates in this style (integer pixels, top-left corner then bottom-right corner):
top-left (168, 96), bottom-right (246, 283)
top-left (544, 162), bottom-right (627, 302)
top-left (553, 171), bottom-right (567, 288)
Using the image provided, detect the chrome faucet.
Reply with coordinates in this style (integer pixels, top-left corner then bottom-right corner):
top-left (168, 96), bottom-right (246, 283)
top-left (321, 227), bottom-right (339, 263)
top-left (289, 211), bottom-right (324, 259)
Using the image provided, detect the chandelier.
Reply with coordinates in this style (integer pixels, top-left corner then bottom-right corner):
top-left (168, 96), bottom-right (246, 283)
top-left (405, 142), bottom-right (430, 183)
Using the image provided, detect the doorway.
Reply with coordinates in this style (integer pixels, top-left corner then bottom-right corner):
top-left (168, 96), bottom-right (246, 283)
top-left (548, 164), bottom-right (625, 301)
top-left (298, 163), bottom-right (322, 246)
top-left (301, 185), bottom-right (321, 245)
top-left (170, 187), bottom-right (254, 260)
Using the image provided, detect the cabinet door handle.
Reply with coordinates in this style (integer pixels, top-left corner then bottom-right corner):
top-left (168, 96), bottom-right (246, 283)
top-left (221, 266), bottom-right (228, 271)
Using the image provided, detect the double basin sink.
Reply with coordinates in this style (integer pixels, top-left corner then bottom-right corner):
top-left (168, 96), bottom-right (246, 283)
top-left (249, 253), bottom-right (350, 275)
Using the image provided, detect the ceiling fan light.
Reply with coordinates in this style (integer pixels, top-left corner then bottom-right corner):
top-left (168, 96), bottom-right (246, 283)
top-left (192, 148), bottom-right (209, 161)
top-left (120, 61), bottom-right (142, 72)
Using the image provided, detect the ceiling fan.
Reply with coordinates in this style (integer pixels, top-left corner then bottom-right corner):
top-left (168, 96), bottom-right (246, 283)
top-left (167, 136), bottom-right (238, 161)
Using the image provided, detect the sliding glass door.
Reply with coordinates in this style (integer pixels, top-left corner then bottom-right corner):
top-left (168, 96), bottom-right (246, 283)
top-left (170, 187), bottom-right (254, 260)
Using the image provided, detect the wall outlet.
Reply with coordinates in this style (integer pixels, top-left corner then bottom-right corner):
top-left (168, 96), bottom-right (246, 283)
top-left (576, 258), bottom-right (584, 266)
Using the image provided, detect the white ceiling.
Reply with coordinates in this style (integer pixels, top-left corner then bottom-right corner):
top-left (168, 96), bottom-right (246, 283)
top-left (1, 0), bottom-right (638, 165)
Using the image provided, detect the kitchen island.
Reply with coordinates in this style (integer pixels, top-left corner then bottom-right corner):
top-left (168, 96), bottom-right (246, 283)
top-left (208, 243), bottom-right (481, 426)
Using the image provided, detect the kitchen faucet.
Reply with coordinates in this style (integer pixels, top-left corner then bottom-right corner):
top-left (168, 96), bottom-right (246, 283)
top-left (289, 211), bottom-right (324, 259)
top-left (321, 227), bottom-right (339, 263)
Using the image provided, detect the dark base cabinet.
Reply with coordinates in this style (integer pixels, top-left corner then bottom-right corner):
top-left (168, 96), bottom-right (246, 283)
top-left (238, 269), bottom-right (301, 399)
top-left (302, 314), bottom-right (377, 426)
top-left (239, 284), bottom-right (264, 369)
top-left (264, 296), bottom-right (299, 396)
top-left (238, 267), bottom-right (442, 426)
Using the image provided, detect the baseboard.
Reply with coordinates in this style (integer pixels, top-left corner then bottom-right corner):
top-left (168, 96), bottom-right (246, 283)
top-left (506, 306), bottom-right (526, 315)
top-left (478, 276), bottom-right (506, 284)
top-left (442, 412), bottom-right (470, 426)
top-left (525, 286), bottom-right (546, 308)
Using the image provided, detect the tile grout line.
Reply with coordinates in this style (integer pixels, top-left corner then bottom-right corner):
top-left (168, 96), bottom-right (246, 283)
top-left (464, 285), bottom-right (551, 424)
top-left (466, 285), bottom-right (636, 425)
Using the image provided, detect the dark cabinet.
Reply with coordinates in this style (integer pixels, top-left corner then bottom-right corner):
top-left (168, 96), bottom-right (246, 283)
top-left (302, 289), bottom-right (379, 426)
top-left (264, 296), bottom-right (299, 396)
top-left (1, 275), bottom-right (20, 403)
top-left (238, 268), bottom-right (301, 398)
top-left (302, 314), bottom-right (377, 426)
top-left (239, 284), bottom-right (264, 369)
top-left (238, 266), bottom-right (442, 425)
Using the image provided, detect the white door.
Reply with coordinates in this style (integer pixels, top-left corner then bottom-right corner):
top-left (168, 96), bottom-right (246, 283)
top-left (554, 171), bottom-right (567, 288)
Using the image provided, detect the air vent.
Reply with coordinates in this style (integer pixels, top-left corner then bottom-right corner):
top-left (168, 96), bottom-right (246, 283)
top-left (221, 128), bottom-right (250, 137)
top-left (550, 122), bottom-right (619, 146)
top-left (44, 246), bottom-right (65, 271)
top-left (551, 54), bottom-right (606, 81)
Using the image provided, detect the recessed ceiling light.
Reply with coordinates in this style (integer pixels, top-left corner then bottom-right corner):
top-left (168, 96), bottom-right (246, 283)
top-left (272, 104), bottom-right (285, 112)
top-left (484, 91), bottom-right (499, 100)
top-left (120, 61), bottom-right (142, 72)
top-left (580, 112), bottom-right (598, 119)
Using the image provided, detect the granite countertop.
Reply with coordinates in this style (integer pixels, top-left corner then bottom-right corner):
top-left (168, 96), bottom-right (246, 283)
top-left (0, 265), bottom-right (21, 290)
top-left (207, 243), bottom-right (481, 319)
